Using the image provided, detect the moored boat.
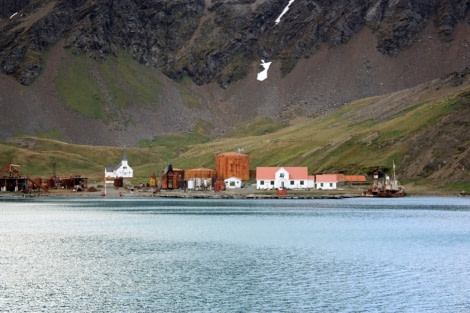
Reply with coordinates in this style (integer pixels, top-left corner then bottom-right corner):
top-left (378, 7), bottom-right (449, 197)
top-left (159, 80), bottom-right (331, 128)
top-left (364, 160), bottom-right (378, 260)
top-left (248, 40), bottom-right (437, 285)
top-left (362, 162), bottom-right (406, 197)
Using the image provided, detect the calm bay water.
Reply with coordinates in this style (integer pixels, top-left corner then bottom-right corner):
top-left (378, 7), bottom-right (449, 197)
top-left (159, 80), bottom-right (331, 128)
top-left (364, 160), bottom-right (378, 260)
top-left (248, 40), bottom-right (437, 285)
top-left (1, 196), bottom-right (469, 312)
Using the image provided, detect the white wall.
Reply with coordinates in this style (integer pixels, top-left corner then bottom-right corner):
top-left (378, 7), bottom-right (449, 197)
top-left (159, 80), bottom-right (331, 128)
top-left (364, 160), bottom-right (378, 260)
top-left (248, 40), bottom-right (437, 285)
top-left (257, 179), bottom-right (314, 190)
top-left (225, 177), bottom-right (242, 189)
top-left (316, 182), bottom-right (337, 190)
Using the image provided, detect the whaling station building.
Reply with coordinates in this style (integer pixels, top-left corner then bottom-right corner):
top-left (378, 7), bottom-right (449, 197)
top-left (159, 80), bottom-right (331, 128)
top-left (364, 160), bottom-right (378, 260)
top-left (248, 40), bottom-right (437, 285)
top-left (156, 151), bottom-right (365, 191)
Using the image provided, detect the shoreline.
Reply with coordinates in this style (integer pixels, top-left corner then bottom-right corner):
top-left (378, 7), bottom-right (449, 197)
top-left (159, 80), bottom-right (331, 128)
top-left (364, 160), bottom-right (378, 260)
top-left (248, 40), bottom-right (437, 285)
top-left (0, 185), bottom-right (466, 199)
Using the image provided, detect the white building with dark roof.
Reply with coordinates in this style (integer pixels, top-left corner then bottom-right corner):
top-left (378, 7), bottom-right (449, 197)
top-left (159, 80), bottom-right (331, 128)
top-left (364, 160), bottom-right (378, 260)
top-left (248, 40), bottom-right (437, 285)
top-left (105, 149), bottom-right (133, 179)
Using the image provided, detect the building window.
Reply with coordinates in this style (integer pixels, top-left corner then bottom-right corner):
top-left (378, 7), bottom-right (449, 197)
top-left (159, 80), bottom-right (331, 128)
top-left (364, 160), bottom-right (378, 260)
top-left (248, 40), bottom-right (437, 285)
top-left (279, 173), bottom-right (285, 178)
top-left (290, 181), bottom-right (294, 185)
top-left (330, 183), bottom-right (333, 187)
top-left (230, 181), bottom-right (236, 187)
top-left (320, 183), bottom-right (324, 187)
top-left (300, 181), bottom-right (304, 185)
top-left (270, 181), bottom-right (274, 185)
top-left (260, 181), bottom-right (264, 185)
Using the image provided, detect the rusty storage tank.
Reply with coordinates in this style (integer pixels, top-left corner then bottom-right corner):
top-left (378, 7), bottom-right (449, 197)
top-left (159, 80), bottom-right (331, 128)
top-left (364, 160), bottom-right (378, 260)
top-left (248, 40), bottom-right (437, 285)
top-left (185, 168), bottom-right (217, 180)
top-left (216, 152), bottom-right (250, 180)
top-left (186, 168), bottom-right (217, 190)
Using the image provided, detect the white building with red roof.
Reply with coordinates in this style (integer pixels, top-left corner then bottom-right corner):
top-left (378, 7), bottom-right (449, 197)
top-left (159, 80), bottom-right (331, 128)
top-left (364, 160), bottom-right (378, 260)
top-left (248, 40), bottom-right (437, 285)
top-left (315, 174), bottom-right (345, 190)
top-left (315, 174), bottom-right (367, 190)
top-left (256, 167), bottom-right (315, 190)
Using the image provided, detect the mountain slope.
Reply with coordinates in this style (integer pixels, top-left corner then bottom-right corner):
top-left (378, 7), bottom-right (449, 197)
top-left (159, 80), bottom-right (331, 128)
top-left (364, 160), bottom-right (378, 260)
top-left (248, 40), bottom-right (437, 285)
top-left (1, 69), bottom-right (469, 192)
top-left (0, 0), bottom-right (469, 147)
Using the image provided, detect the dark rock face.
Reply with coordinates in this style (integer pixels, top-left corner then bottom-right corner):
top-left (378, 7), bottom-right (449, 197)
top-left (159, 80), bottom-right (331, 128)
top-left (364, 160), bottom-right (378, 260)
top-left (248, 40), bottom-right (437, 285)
top-left (64, 0), bottom-right (205, 65)
top-left (0, 0), bottom-right (31, 18)
top-left (0, 0), bottom-right (469, 86)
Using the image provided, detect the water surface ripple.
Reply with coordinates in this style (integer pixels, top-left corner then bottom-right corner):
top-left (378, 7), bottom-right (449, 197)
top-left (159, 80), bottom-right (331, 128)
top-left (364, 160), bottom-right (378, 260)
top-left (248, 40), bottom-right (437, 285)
top-left (1, 197), bottom-right (469, 312)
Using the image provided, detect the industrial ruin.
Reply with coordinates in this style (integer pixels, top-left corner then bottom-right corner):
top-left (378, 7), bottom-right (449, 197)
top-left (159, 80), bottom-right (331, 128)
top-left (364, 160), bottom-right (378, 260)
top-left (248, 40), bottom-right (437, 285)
top-left (1, 162), bottom-right (88, 193)
top-left (154, 152), bottom-right (250, 192)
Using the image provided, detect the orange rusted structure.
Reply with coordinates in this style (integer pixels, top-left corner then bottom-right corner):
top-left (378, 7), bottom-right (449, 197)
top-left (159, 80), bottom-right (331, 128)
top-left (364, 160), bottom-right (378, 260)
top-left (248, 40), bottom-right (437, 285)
top-left (149, 173), bottom-right (157, 187)
top-left (214, 180), bottom-right (226, 192)
top-left (185, 168), bottom-right (217, 180)
top-left (1, 163), bottom-right (21, 178)
top-left (161, 163), bottom-right (185, 190)
top-left (216, 152), bottom-right (249, 180)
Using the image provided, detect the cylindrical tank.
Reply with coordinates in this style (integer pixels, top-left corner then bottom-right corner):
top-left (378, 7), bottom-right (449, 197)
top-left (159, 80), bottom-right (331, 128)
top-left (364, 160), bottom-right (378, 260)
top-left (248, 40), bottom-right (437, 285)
top-left (216, 152), bottom-right (250, 180)
top-left (185, 168), bottom-right (217, 180)
top-left (187, 180), bottom-right (195, 190)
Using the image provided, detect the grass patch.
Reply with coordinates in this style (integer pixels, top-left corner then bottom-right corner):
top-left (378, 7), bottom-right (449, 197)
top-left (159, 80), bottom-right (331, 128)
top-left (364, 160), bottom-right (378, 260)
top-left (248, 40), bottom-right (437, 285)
top-left (55, 53), bottom-right (106, 119)
top-left (181, 91), bottom-right (202, 109)
top-left (55, 50), bottom-right (163, 123)
top-left (139, 120), bottom-right (211, 161)
top-left (224, 117), bottom-right (285, 138)
top-left (97, 51), bottom-right (162, 109)
top-left (442, 181), bottom-right (470, 192)
top-left (33, 128), bottom-right (66, 142)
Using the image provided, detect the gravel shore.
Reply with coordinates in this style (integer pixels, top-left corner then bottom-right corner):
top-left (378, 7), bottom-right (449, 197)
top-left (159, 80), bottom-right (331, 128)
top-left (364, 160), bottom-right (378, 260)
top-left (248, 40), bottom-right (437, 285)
top-left (1, 183), bottom-right (465, 199)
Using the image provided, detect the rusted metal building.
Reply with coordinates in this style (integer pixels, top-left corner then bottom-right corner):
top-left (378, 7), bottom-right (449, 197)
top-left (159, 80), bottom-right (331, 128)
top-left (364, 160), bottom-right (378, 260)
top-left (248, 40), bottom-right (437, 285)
top-left (58, 175), bottom-right (88, 190)
top-left (161, 163), bottom-right (185, 190)
top-left (0, 177), bottom-right (28, 192)
top-left (216, 152), bottom-right (250, 181)
top-left (1, 162), bottom-right (28, 192)
top-left (185, 168), bottom-right (217, 180)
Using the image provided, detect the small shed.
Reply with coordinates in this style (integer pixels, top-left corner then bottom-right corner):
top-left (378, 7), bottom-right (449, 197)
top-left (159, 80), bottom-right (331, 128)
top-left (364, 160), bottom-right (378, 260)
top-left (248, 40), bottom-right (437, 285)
top-left (224, 176), bottom-right (242, 189)
top-left (149, 173), bottom-right (157, 187)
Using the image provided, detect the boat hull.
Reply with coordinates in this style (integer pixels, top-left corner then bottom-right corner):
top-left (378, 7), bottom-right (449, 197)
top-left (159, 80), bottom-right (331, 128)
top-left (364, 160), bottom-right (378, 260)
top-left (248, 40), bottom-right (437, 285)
top-left (362, 187), bottom-right (406, 197)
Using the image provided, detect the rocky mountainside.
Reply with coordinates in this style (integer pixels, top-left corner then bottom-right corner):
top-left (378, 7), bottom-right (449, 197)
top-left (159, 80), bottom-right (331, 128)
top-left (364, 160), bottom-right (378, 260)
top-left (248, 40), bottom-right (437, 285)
top-left (1, 0), bottom-right (470, 146)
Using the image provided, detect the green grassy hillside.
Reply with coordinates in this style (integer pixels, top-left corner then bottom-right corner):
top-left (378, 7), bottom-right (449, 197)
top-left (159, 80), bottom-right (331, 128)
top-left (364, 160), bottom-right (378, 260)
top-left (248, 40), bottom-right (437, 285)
top-left (55, 51), bottom-right (163, 125)
top-left (1, 75), bottom-right (469, 193)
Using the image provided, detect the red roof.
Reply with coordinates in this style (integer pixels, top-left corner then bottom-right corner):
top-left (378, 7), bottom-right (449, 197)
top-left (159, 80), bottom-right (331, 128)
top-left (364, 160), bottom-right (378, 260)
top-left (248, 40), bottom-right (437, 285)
top-left (315, 174), bottom-right (345, 183)
top-left (344, 175), bottom-right (367, 182)
top-left (256, 167), bottom-right (312, 180)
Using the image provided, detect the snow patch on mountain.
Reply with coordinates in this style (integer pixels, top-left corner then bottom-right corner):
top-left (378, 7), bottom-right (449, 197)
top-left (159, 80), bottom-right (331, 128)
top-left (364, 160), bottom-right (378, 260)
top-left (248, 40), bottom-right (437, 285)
top-left (257, 60), bottom-right (272, 81)
top-left (275, 0), bottom-right (295, 25)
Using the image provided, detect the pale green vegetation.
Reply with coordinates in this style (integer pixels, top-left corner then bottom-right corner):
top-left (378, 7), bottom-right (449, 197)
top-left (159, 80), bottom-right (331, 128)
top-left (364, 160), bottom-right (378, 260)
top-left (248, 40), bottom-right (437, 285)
top-left (55, 54), bottom-right (106, 119)
top-left (55, 51), bottom-right (162, 122)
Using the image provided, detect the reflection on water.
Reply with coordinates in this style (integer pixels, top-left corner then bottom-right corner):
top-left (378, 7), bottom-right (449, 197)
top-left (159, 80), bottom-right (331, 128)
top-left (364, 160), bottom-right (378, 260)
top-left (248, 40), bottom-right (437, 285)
top-left (1, 197), bottom-right (469, 312)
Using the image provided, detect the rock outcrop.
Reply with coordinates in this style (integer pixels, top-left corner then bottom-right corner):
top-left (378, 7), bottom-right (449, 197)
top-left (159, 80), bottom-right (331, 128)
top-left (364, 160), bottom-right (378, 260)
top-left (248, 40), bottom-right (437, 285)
top-left (0, 0), bottom-right (470, 148)
top-left (1, 0), bottom-right (469, 86)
